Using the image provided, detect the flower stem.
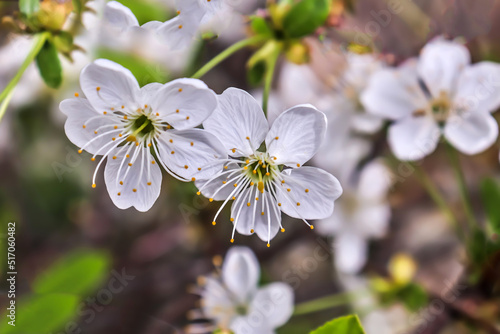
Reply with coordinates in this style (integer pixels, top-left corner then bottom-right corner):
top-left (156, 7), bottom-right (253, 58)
top-left (445, 142), bottom-right (477, 229)
top-left (0, 89), bottom-right (15, 123)
top-left (293, 290), bottom-right (367, 316)
top-left (191, 35), bottom-right (265, 79)
top-left (262, 47), bottom-right (280, 116)
top-left (0, 32), bottom-right (50, 105)
top-left (412, 162), bottom-right (460, 230)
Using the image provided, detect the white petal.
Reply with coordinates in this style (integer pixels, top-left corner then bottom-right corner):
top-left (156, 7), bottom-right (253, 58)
top-left (334, 233), bottom-right (368, 274)
top-left (231, 187), bottom-right (281, 242)
top-left (230, 317), bottom-right (274, 334)
top-left (444, 111), bottom-right (498, 155)
top-left (277, 167), bottom-right (342, 220)
top-left (103, 1), bottom-right (139, 31)
top-left (139, 82), bottom-right (163, 103)
top-left (454, 61), bottom-right (500, 114)
top-left (195, 165), bottom-right (241, 201)
top-left (155, 15), bottom-right (199, 51)
top-left (203, 88), bottom-right (269, 157)
top-left (104, 146), bottom-right (162, 212)
top-left (418, 38), bottom-right (470, 97)
top-left (149, 78), bottom-right (217, 130)
top-left (352, 203), bottom-right (391, 239)
top-left (80, 59), bottom-right (141, 112)
top-left (222, 246), bottom-right (260, 304)
top-left (388, 115), bottom-right (440, 161)
top-left (60, 98), bottom-right (121, 155)
top-left (356, 160), bottom-right (392, 200)
top-left (249, 283), bottom-right (294, 328)
top-left (266, 105), bottom-right (327, 167)
top-left (157, 128), bottom-right (226, 180)
top-left (351, 113), bottom-right (384, 134)
top-left (361, 60), bottom-right (428, 120)
top-left (201, 277), bottom-right (235, 328)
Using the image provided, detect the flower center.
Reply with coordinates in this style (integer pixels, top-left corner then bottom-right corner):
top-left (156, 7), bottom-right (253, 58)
top-left (430, 91), bottom-right (451, 125)
top-left (243, 152), bottom-right (279, 187)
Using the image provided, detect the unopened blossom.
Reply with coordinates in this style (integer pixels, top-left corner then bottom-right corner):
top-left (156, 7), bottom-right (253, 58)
top-left (196, 88), bottom-right (343, 246)
top-left (361, 38), bottom-right (500, 161)
top-left (60, 59), bottom-right (225, 212)
top-left (199, 246), bottom-right (294, 333)
top-left (317, 161), bottom-right (392, 274)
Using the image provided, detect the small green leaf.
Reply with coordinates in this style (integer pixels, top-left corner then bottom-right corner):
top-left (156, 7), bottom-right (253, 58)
top-left (397, 283), bottom-right (428, 312)
top-left (19, 0), bottom-right (40, 17)
top-left (0, 294), bottom-right (79, 334)
top-left (32, 249), bottom-right (111, 296)
top-left (250, 16), bottom-right (274, 38)
top-left (36, 40), bottom-right (63, 89)
top-left (96, 48), bottom-right (170, 86)
top-left (283, 0), bottom-right (330, 38)
top-left (247, 60), bottom-right (266, 86)
top-left (310, 315), bottom-right (365, 334)
top-left (481, 178), bottom-right (500, 235)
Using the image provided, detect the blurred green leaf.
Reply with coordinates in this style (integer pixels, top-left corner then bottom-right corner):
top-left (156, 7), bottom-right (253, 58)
top-left (19, 0), bottom-right (40, 16)
top-left (0, 294), bottom-right (79, 334)
top-left (283, 0), bottom-right (330, 38)
top-left (247, 60), bottom-right (266, 86)
top-left (32, 249), bottom-right (111, 296)
top-left (97, 48), bottom-right (170, 86)
top-left (116, 0), bottom-right (171, 25)
top-left (250, 16), bottom-right (274, 38)
top-left (36, 40), bottom-right (63, 89)
top-left (397, 283), bottom-right (428, 312)
top-left (480, 178), bottom-right (500, 235)
top-left (310, 315), bottom-right (365, 334)
top-left (72, 0), bottom-right (83, 14)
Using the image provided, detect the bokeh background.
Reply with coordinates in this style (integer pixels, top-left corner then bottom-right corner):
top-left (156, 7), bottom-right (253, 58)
top-left (1, 0), bottom-right (500, 333)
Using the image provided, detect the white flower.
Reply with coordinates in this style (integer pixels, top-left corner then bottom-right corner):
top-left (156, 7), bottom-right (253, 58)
top-left (200, 246), bottom-right (294, 334)
top-left (317, 161), bottom-right (392, 274)
top-left (196, 88), bottom-right (343, 246)
top-left (361, 37), bottom-right (500, 161)
top-left (59, 59), bottom-right (226, 212)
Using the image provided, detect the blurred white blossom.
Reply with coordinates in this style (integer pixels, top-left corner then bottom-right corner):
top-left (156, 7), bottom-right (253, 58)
top-left (200, 246), bottom-right (294, 334)
top-left (362, 37), bottom-right (500, 161)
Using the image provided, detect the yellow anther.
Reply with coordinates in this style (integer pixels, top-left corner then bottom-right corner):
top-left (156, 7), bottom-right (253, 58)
top-left (92, 183), bottom-right (96, 188)
top-left (273, 157), bottom-right (277, 160)
top-left (171, 151), bottom-right (175, 154)
top-left (112, 156), bottom-right (117, 160)
top-left (246, 136), bottom-right (250, 140)
top-left (310, 225), bottom-right (315, 230)
top-left (120, 181), bottom-right (123, 185)
top-left (186, 116), bottom-right (190, 120)
top-left (148, 143), bottom-right (152, 147)
top-left (250, 182), bottom-right (254, 186)
top-left (152, 161), bottom-right (156, 164)
top-left (124, 115), bottom-right (128, 120)
top-left (230, 239), bottom-right (234, 243)
top-left (231, 149), bottom-right (236, 153)
top-left (184, 165), bottom-right (188, 169)
top-left (169, 139), bottom-right (173, 143)
top-left (156, 113), bottom-right (159, 116)
top-left (147, 182), bottom-right (151, 186)
top-left (265, 172), bottom-right (270, 176)
top-left (144, 104), bottom-right (148, 108)
top-left (198, 167), bottom-right (202, 171)
top-left (243, 166), bottom-right (248, 170)
top-left (230, 218), bottom-right (234, 222)
top-left (261, 212), bottom-right (264, 216)
top-left (103, 111), bottom-right (107, 115)
top-left (212, 221), bottom-right (216, 226)
top-left (247, 202), bottom-right (251, 207)
top-left (232, 196), bottom-right (236, 200)
top-left (190, 142), bottom-right (194, 146)
top-left (278, 203), bottom-right (282, 207)
top-left (297, 164), bottom-right (301, 167)
top-left (196, 191), bottom-right (201, 195)
top-left (275, 136), bottom-right (279, 140)
top-left (191, 177), bottom-right (196, 181)
top-left (297, 202), bottom-right (300, 206)
top-left (78, 150), bottom-right (83, 154)
top-left (176, 109), bottom-right (179, 113)
top-left (96, 87), bottom-right (100, 91)
top-left (74, 92), bottom-right (79, 97)
top-left (224, 166), bottom-right (228, 170)
top-left (177, 10), bottom-right (180, 14)
top-left (287, 188), bottom-right (291, 192)
top-left (117, 192), bottom-right (121, 196)
top-left (135, 142), bottom-right (139, 146)
top-left (94, 131), bottom-right (98, 134)
top-left (209, 198), bottom-right (214, 202)
top-left (126, 155), bottom-right (130, 158)
top-left (305, 189), bottom-right (309, 193)
top-left (128, 163), bottom-right (132, 166)
top-left (110, 107), bottom-right (115, 111)
top-left (178, 88), bottom-right (183, 92)
top-left (246, 159), bottom-right (250, 164)
top-left (253, 170), bottom-right (257, 174)
top-left (91, 157), bottom-right (95, 161)
top-left (121, 105), bottom-right (124, 109)
top-left (250, 229), bottom-right (254, 233)
top-left (178, 25), bottom-right (183, 29)
top-left (267, 243), bottom-right (270, 248)
top-left (234, 183), bottom-right (238, 187)
top-left (114, 125), bottom-right (118, 129)
top-left (133, 188), bottom-right (137, 192)
top-left (281, 228), bottom-right (285, 232)
top-left (112, 138), bottom-right (116, 141)
top-left (82, 125), bottom-right (86, 129)
top-left (256, 197), bottom-right (259, 201)
top-left (222, 181), bottom-right (227, 184)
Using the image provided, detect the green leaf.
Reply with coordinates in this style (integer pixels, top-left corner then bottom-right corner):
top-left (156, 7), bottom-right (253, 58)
top-left (247, 60), bottom-right (266, 86)
top-left (481, 178), bottom-right (500, 235)
top-left (310, 315), bottom-right (365, 334)
top-left (283, 0), bottom-right (330, 38)
top-left (96, 48), bottom-right (170, 86)
top-left (250, 16), bottom-right (274, 38)
top-left (32, 249), bottom-right (111, 296)
top-left (116, 0), bottom-right (171, 25)
top-left (19, 0), bottom-right (40, 17)
top-left (36, 40), bottom-right (63, 89)
top-left (397, 283), bottom-right (428, 312)
top-left (0, 294), bottom-right (79, 334)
